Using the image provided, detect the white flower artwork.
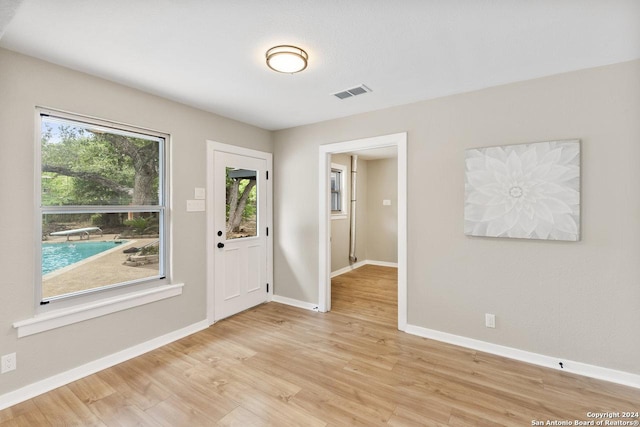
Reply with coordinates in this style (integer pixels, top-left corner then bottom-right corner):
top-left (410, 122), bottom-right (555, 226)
top-left (464, 140), bottom-right (580, 241)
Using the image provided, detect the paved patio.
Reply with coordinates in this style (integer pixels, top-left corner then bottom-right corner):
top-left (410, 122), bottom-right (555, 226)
top-left (42, 235), bottom-right (159, 299)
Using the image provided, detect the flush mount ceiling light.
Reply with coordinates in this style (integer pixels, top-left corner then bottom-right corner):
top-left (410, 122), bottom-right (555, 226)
top-left (265, 45), bottom-right (308, 74)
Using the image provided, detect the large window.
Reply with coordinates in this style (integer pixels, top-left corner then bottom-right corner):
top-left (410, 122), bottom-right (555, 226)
top-left (37, 110), bottom-right (167, 304)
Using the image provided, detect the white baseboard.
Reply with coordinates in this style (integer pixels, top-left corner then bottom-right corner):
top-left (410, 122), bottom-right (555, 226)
top-left (330, 260), bottom-right (367, 277)
top-left (366, 260), bottom-right (399, 268)
top-left (0, 320), bottom-right (210, 411)
top-left (405, 324), bottom-right (640, 389)
top-left (271, 295), bottom-right (319, 312)
top-left (330, 259), bottom-right (398, 278)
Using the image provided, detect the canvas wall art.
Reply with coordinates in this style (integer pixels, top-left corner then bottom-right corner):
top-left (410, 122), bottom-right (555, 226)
top-left (464, 139), bottom-right (580, 241)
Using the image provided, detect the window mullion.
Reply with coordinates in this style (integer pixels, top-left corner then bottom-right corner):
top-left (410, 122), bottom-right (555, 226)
top-left (42, 206), bottom-right (162, 214)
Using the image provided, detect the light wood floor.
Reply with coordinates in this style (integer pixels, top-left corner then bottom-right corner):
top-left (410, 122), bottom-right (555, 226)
top-left (1, 265), bottom-right (639, 426)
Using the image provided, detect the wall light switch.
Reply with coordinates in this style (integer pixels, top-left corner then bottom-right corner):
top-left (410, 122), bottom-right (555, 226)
top-left (485, 313), bottom-right (496, 328)
top-left (383, 199), bottom-right (391, 206)
top-left (194, 187), bottom-right (206, 200)
top-left (186, 199), bottom-right (206, 212)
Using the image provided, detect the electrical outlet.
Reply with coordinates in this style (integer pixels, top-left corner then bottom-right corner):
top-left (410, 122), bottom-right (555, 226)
top-left (1, 353), bottom-right (16, 373)
top-left (485, 313), bottom-right (496, 328)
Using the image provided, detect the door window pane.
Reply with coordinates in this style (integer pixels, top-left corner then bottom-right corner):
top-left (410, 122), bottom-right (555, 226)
top-left (226, 167), bottom-right (257, 240)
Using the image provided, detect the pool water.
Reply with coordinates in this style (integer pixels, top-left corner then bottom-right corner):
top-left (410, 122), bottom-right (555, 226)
top-left (42, 241), bottom-right (125, 275)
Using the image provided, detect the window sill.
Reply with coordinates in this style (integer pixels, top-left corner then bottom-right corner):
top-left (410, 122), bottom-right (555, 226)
top-left (13, 283), bottom-right (183, 338)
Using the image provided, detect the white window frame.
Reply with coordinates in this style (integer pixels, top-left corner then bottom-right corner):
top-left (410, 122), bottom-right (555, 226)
top-left (14, 108), bottom-right (181, 337)
top-left (330, 163), bottom-right (348, 220)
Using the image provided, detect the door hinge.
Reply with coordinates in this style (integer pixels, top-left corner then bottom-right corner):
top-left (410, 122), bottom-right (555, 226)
top-left (266, 170), bottom-right (269, 180)
top-left (266, 283), bottom-right (269, 293)
top-left (266, 227), bottom-right (269, 237)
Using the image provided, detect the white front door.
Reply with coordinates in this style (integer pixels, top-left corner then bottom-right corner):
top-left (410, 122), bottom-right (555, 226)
top-left (212, 148), bottom-right (269, 321)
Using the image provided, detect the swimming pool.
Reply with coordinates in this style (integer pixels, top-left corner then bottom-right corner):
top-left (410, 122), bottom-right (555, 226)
top-left (42, 241), bottom-right (126, 275)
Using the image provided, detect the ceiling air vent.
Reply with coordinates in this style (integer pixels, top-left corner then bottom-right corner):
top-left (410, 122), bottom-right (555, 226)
top-left (333, 84), bottom-right (372, 100)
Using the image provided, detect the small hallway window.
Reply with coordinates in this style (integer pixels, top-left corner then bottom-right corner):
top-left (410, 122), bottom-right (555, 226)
top-left (331, 163), bottom-right (347, 219)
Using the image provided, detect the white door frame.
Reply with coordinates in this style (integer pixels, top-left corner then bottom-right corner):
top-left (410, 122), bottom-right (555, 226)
top-left (318, 132), bottom-right (407, 331)
top-left (206, 141), bottom-right (273, 325)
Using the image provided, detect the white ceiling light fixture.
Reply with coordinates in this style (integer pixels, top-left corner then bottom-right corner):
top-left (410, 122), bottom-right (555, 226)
top-left (266, 45), bottom-right (308, 74)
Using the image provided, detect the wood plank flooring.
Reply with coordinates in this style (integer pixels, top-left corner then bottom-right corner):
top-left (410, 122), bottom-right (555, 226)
top-left (2, 264), bottom-right (639, 426)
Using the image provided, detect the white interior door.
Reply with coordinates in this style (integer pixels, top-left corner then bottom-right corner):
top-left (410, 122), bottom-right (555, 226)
top-left (213, 150), bottom-right (268, 321)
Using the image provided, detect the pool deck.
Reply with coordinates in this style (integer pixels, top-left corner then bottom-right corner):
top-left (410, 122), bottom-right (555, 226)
top-left (43, 235), bottom-right (159, 299)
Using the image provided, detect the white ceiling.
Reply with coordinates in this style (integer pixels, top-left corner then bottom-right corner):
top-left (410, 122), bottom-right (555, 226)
top-left (1, 0), bottom-right (639, 131)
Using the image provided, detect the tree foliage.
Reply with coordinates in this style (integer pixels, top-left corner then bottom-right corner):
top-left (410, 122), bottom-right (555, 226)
top-left (225, 171), bottom-right (257, 233)
top-left (41, 122), bottom-right (159, 207)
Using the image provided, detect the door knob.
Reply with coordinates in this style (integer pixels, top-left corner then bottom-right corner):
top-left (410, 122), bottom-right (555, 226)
top-left (217, 242), bottom-right (225, 248)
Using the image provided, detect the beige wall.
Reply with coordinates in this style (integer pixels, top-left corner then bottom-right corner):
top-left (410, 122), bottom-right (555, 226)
top-left (274, 60), bottom-right (640, 375)
top-left (365, 158), bottom-right (398, 264)
top-left (354, 159), bottom-right (368, 265)
top-left (0, 48), bottom-right (272, 395)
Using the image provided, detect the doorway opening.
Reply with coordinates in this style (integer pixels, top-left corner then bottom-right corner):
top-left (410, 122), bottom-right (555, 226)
top-left (318, 132), bottom-right (407, 331)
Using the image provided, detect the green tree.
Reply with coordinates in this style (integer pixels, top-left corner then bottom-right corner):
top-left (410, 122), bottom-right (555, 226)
top-left (41, 122), bottom-right (158, 207)
top-left (225, 169), bottom-right (256, 233)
